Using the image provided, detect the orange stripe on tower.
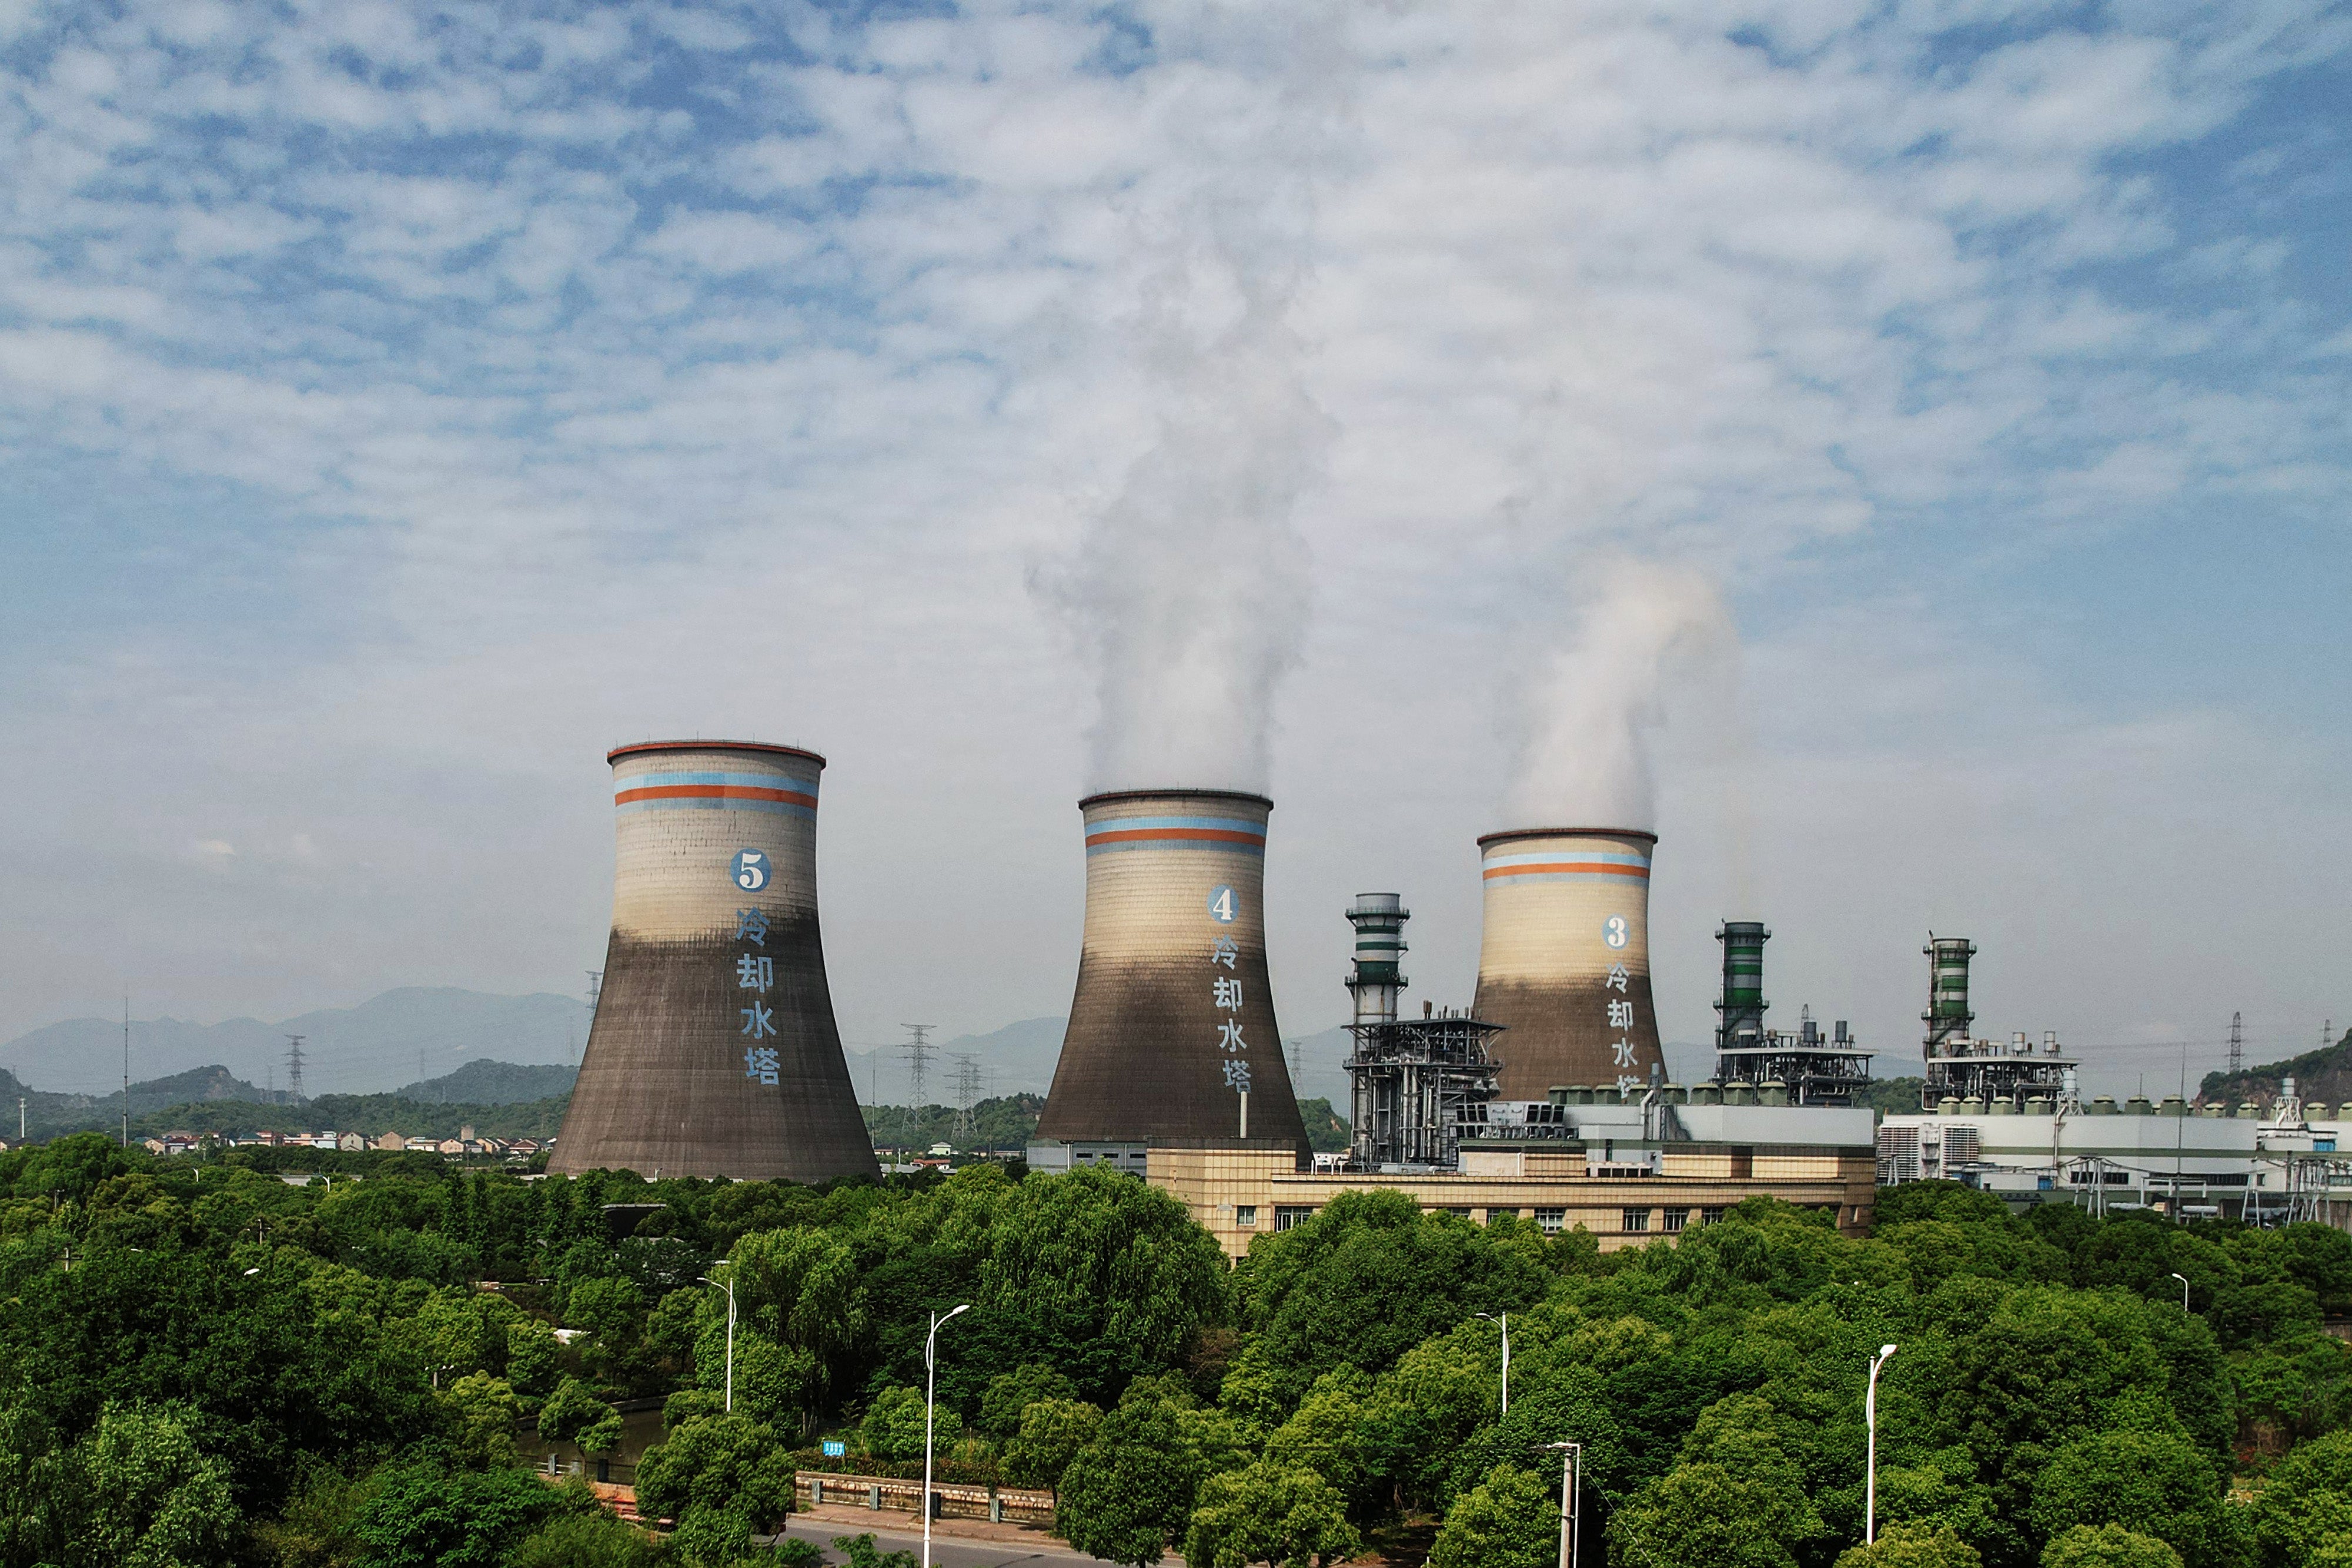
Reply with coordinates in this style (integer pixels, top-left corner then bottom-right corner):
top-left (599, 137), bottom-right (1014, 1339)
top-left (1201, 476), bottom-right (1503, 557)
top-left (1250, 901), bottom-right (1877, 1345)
top-left (614, 784), bottom-right (818, 807)
top-left (1482, 861), bottom-right (1651, 880)
top-left (1084, 827), bottom-right (1265, 847)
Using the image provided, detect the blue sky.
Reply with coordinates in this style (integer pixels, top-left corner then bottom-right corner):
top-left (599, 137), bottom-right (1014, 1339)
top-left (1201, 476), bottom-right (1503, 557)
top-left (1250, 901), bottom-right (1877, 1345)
top-left (1, 0), bottom-right (2346, 1095)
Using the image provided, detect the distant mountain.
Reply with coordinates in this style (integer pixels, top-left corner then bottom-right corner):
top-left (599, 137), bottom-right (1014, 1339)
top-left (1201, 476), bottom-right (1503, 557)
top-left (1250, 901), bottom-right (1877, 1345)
top-left (1, 988), bottom-right (587, 1096)
top-left (397, 1059), bottom-right (577, 1106)
top-left (0, 1062), bottom-right (268, 1139)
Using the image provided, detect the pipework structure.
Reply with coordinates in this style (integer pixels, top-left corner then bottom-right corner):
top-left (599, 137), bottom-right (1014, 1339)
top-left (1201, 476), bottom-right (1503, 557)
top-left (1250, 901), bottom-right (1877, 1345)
top-left (552, 741), bottom-right (878, 1182)
top-left (1032, 790), bottom-right (1311, 1170)
top-left (1345, 1007), bottom-right (1504, 1171)
top-left (1471, 827), bottom-right (1666, 1098)
top-left (1917, 935), bottom-right (2075, 1109)
top-left (1708, 922), bottom-right (1873, 1105)
top-left (1344, 894), bottom-right (1409, 1026)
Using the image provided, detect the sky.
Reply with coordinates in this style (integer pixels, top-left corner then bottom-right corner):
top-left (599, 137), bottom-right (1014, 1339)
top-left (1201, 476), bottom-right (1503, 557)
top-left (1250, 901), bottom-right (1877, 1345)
top-left (1, 0), bottom-right (2347, 1099)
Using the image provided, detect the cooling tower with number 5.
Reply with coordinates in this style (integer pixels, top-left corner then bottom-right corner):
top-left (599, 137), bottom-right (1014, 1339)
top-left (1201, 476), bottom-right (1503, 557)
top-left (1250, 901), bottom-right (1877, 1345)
top-left (1471, 827), bottom-right (1666, 1099)
top-left (551, 741), bottom-right (878, 1182)
top-left (1033, 790), bottom-right (1310, 1166)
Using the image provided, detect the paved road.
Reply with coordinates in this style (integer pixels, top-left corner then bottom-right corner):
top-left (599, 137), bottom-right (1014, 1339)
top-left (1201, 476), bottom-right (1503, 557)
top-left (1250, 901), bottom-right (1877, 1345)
top-left (767, 1516), bottom-right (1146, 1568)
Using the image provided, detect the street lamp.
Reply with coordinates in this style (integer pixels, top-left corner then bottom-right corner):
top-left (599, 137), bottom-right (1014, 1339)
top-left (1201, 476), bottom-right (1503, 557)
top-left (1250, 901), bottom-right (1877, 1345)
top-left (1541, 1441), bottom-right (1582, 1568)
top-left (699, 1264), bottom-right (737, 1413)
top-left (1866, 1343), bottom-right (1897, 1546)
top-left (2169, 1272), bottom-right (2190, 1313)
top-left (1475, 1312), bottom-right (1510, 1417)
top-left (924, 1304), bottom-right (971, 1568)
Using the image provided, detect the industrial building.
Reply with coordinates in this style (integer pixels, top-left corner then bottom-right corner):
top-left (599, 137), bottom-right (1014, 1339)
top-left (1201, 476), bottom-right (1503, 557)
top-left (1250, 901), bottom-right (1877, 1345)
top-left (1145, 850), bottom-right (1882, 1255)
top-left (1030, 790), bottom-right (1311, 1172)
top-left (1877, 940), bottom-right (2344, 1221)
top-left (552, 741), bottom-right (877, 1183)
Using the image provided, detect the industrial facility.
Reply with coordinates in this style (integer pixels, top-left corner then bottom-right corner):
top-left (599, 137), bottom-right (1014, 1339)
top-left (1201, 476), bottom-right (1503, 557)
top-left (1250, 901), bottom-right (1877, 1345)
top-left (1879, 938), bottom-right (2343, 1221)
top-left (552, 741), bottom-right (877, 1183)
top-left (1029, 790), bottom-right (1311, 1172)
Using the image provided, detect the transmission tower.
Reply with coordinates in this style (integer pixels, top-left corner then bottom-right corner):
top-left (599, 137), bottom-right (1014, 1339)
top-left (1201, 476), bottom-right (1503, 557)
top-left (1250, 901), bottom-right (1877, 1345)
top-left (950, 1053), bottom-right (982, 1142)
top-left (2229, 1012), bottom-right (2244, 1076)
top-left (284, 1035), bottom-right (307, 1105)
top-left (900, 1024), bottom-right (935, 1109)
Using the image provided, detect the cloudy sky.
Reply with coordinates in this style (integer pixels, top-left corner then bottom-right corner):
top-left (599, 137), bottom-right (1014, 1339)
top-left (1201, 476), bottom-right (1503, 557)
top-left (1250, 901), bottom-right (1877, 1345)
top-left (1, 0), bottom-right (2346, 1096)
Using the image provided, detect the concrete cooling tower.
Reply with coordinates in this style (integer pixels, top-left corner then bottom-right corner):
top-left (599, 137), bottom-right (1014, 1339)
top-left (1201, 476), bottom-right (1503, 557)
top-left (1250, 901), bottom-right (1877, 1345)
top-left (1031, 790), bottom-right (1310, 1170)
top-left (1471, 827), bottom-right (1666, 1099)
top-left (551, 741), bottom-right (878, 1182)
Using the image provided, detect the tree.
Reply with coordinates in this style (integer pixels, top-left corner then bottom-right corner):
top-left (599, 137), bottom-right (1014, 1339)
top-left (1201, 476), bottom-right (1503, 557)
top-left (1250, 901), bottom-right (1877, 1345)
top-left (981, 1363), bottom-right (1079, 1436)
top-left (1004, 1398), bottom-right (1103, 1493)
top-left (1182, 1461), bottom-right (1361, 1568)
top-left (351, 1462), bottom-right (557, 1568)
top-left (537, 1375), bottom-right (616, 1446)
top-left (1426, 1465), bottom-right (1558, 1568)
top-left (861, 1385), bottom-right (956, 1462)
top-left (2039, 1524), bottom-right (2184, 1568)
top-left (2028, 1429), bottom-right (2233, 1567)
top-left (1058, 1399), bottom-right (1200, 1566)
top-left (508, 1509), bottom-right (667, 1568)
top-left (1831, 1523), bottom-right (1983, 1567)
top-left (442, 1372), bottom-right (521, 1469)
top-left (61, 1402), bottom-right (238, 1568)
top-left (2250, 1429), bottom-right (2352, 1568)
top-left (634, 1413), bottom-right (794, 1530)
top-left (506, 1319), bottom-right (562, 1398)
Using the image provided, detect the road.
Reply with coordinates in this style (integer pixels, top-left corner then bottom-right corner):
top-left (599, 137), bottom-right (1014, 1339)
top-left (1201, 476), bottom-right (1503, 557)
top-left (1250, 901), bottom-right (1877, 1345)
top-left (767, 1514), bottom-right (1163, 1568)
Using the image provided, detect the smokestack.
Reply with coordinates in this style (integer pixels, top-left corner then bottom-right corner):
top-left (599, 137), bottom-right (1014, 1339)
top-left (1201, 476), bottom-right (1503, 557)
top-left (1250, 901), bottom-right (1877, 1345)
top-left (1715, 921), bottom-right (1769, 1052)
top-left (1471, 827), bottom-right (1665, 1098)
top-left (1344, 894), bottom-right (1409, 1027)
top-left (1034, 790), bottom-right (1309, 1161)
top-left (552, 741), bottom-right (877, 1182)
top-left (1922, 935), bottom-right (1977, 1058)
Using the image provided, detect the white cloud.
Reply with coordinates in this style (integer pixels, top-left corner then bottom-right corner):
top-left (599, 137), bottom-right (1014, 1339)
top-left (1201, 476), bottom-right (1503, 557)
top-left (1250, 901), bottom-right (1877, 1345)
top-left (0, 0), bottom-right (2344, 1076)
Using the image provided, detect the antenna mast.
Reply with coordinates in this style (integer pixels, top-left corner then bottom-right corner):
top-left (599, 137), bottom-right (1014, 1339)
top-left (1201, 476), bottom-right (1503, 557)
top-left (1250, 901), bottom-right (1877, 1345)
top-left (122, 997), bottom-right (131, 1149)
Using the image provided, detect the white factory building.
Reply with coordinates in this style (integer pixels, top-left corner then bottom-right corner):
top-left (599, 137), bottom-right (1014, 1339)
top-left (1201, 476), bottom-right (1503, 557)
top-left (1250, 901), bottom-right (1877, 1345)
top-left (1877, 1075), bottom-right (2346, 1222)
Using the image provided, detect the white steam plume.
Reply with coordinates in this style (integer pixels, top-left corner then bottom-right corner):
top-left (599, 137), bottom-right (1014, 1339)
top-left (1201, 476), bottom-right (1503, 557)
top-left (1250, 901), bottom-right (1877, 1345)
top-left (1505, 560), bottom-right (1730, 831)
top-left (1053, 6), bottom-right (1342, 797)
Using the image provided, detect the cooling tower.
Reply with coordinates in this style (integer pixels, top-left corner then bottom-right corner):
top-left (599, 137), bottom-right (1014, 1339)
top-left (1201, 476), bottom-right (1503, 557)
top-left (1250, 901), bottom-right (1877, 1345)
top-left (551, 741), bottom-right (878, 1182)
top-left (1033, 790), bottom-right (1310, 1163)
top-left (1471, 827), bottom-right (1665, 1098)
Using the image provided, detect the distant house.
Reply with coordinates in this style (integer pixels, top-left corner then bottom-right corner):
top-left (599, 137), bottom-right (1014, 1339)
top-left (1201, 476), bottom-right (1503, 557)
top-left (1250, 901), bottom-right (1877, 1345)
top-left (437, 1138), bottom-right (466, 1156)
top-left (375, 1132), bottom-right (407, 1152)
top-left (308, 1133), bottom-right (339, 1150)
top-left (142, 1133), bottom-right (198, 1157)
top-left (337, 1132), bottom-right (366, 1152)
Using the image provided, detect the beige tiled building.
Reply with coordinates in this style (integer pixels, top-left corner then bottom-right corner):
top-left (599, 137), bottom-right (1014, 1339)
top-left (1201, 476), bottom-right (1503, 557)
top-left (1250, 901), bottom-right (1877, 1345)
top-left (1148, 1106), bottom-right (1879, 1261)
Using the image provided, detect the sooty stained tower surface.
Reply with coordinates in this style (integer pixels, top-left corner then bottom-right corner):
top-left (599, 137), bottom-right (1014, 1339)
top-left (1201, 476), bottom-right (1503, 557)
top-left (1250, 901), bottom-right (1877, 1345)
top-left (1035, 789), bottom-right (1311, 1158)
top-left (551, 741), bottom-right (878, 1182)
top-left (1471, 827), bottom-right (1666, 1099)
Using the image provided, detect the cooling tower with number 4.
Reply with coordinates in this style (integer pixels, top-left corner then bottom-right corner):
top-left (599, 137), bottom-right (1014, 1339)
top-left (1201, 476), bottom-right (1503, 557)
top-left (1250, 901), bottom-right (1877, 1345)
top-left (551, 740), bottom-right (878, 1182)
top-left (1471, 827), bottom-right (1666, 1099)
top-left (1033, 790), bottom-right (1311, 1166)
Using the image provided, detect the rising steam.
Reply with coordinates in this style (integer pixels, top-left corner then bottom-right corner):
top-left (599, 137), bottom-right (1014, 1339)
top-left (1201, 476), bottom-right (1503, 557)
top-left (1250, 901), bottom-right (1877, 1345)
top-left (1054, 8), bottom-right (1343, 796)
top-left (1505, 560), bottom-right (1729, 830)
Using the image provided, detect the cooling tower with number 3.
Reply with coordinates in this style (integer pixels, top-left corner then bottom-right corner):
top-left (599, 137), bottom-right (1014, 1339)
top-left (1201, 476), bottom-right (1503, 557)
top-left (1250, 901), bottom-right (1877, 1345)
top-left (1033, 790), bottom-right (1310, 1165)
top-left (1471, 827), bottom-right (1666, 1099)
top-left (551, 741), bottom-right (878, 1182)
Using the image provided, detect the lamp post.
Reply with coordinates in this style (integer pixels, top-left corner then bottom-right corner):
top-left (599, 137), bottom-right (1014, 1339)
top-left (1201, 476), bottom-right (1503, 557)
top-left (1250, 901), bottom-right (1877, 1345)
top-left (1541, 1441), bottom-right (1581, 1568)
top-left (924, 1303), bottom-right (971, 1568)
top-left (1866, 1343), bottom-right (1897, 1546)
top-left (2170, 1272), bottom-right (2190, 1313)
top-left (698, 1265), bottom-right (737, 1413)
top-left (1475, 1312), bottom-right (1510, 1417)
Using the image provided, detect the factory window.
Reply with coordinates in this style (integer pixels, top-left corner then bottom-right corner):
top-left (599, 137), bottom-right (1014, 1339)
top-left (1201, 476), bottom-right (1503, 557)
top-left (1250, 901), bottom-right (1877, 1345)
top-left (1533, 1208), bottom-right (1566, 1234)
top-left (1661, 1208), bottom-right (1689, 1233)
top-left (1434, 1206), bottom-right (1472, 1219)
top-left (1622, 1208), bottom-right (1651, 1233)
top-left (1235, 1205), bottom-right (1258, 1228)
top-left (1273, 1206), bottom-right (1317, 1232)
top-left (1699, 1206), bottom-right (1726, 1227)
